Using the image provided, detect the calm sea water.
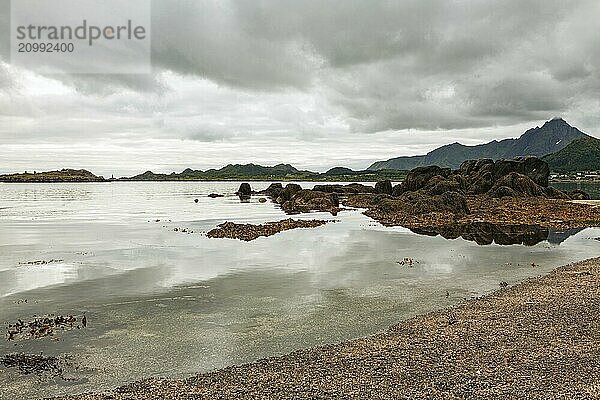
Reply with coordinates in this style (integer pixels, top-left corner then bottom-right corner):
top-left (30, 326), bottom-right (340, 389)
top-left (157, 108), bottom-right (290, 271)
top-left (552, 181), bottom-right (600, 199)
top-left (0, 181), bottom-right (599, 399)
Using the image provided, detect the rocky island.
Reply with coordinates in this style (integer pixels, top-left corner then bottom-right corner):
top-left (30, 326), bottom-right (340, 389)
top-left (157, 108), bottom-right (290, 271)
top-left (0, 169), bottom-right (105, 183)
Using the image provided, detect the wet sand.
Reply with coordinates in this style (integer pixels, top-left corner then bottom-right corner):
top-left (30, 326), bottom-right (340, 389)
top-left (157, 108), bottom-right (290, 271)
top-left (57, 257), bottom-right (600, 399)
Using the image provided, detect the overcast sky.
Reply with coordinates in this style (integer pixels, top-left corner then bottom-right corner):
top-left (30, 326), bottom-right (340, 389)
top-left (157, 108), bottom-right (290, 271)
top-left (1, 0), bottom-right (600, 176)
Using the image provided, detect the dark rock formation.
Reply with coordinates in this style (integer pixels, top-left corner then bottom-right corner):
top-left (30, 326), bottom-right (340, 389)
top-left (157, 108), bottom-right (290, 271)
top-left (282, 190), bottom-right (340, 215)
top-left (395, 157), bottom-right (571, 200)
top-left (488, 172), bottom-right (545, 198)
top-left (237, 183), bottom-right (252, 197)
top-left (491, 157), bottom-right (549, 187)
top-left (391, 184), bottom-right (404, 197)
top-left (261, 183), bottom-right (284, 198)
top-left (375, 190), bottom-right (469, 216)
top-left (312, 183), bottom-right (375, 194)
top-left (375, 180), bottom-right (393, 195)
top-left (424, 176), bottom-right (462, 195)
top-left (399, 166), bottom-right (451, 194)
top-left (488, 186), bottom-right (519, 198)
top-left (277, 183), bottom-right (302, 204)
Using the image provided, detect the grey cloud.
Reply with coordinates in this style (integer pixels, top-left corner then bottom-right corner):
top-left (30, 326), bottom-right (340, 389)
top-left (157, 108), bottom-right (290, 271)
top-left (1, 0), bottom-right (600, 175)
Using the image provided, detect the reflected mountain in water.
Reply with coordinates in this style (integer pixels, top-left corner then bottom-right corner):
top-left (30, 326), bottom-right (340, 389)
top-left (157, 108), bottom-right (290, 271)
top-left (411, 222), bottom-right (561, 246)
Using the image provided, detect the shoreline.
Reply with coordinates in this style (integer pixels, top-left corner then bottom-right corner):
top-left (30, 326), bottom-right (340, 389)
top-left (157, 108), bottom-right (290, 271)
top-left (56, 257), bottom-right (600, 399)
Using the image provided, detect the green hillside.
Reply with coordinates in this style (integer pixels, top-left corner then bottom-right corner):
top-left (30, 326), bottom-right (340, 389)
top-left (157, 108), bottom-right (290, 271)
top-left (543, 137), bottom-right (600, 172)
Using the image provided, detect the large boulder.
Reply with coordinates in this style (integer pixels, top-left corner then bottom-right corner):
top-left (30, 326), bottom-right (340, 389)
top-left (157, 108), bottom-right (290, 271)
top-left (519, 156), bottom-right (550, 187)
top-left (465, 170), bottom-right (494, 194)
top-left (237, 183), bottom-right (252, 197)
top-left (281, 190), bottom-right (340, 215)
top-left (398, 190), bottom-right (469, 215)
top-left (396, 165), bottom-right (452, 195)
top-left (488, 172), bottom-right (544, 198)
top-left (424, 176), bottom-right (462, 195)
top-left (491, 157), bottom-right (549, 187)
top-left (262, 183), bottom-right (284, 198)
top-left (487, 186), bottom-right (519, 198)
top-left (374, 180), bottom-right (393, 195)
top-left (276, 183), bottom-right (302, 204)
top-left (459, 159), bottom-right (494, 176)
top-left (391, 184), bottom-right (404, 197)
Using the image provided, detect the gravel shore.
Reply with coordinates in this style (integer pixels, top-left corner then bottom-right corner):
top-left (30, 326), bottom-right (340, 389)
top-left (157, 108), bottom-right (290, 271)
top-left (56, 257), bottom-right (600, 399)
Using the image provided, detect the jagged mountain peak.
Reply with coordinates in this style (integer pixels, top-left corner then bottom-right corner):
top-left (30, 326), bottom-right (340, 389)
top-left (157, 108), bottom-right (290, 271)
top-left (369, 118), bottom-right (590, 171)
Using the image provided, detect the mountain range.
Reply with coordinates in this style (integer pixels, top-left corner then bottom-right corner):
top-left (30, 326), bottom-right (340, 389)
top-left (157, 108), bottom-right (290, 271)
top-left (2, 118), bottom-right (598, 183)
top-left (121, 164), bottom-right (406, 182)
top-left (368, 118), bottom-right (592, 170)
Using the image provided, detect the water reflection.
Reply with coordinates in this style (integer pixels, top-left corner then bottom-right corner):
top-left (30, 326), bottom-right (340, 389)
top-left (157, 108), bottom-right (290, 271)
top-left (411, 222), bottom-right (556, 246)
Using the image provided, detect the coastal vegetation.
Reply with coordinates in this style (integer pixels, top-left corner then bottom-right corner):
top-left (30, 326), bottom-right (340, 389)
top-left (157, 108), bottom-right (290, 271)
top-left (543, 136), bottom-right (600, 172)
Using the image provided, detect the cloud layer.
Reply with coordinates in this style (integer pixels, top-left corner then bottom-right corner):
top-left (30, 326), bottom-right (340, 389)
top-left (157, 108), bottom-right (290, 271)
top-left (1, 0), bottom-right (599, 175)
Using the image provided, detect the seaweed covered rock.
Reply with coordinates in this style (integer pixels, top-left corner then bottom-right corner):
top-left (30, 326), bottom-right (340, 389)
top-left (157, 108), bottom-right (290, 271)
top-left (488, 172), bottom-right (544, 198)
top-left (385, 190), bottom-right (470, 216)
top-left (276, 183), bottom-right (302, 204)
top-left (399, 157), bottom-right (561, 199)
top-left (281, 190), bottom-right (340, 215)
top-left (374, 180), bottom-right (393, 195)
top-left (398, 166), bottom-right (452, 195)
top-left (424, 176), bottom-right (463, 195)
top-left (312, 183), bottom-right (375, 194)
top-left (262, 183), bottom-right (283, 198)
top-left (491, 157), bottom-right (549, 187)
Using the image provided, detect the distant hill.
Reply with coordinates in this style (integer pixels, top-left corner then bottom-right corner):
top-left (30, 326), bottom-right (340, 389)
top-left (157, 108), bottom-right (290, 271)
top-left (0, 169), bottom-right (105, 183)
top-left (123, 163), bottom-right (406, 182)
top-left (124, 163), bottom-right (314, 181)
top-left (368, 118), bottom-right (591, 170)
top-left (543, 136), bottom-right (600, 172)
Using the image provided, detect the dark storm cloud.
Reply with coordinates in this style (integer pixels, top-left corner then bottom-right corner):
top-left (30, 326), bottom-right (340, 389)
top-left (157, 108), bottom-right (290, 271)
top-left (144, 0), bottom-right (600, 130)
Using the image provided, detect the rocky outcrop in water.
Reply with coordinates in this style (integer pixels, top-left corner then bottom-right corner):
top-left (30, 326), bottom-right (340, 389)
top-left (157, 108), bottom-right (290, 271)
top-left (375, 180), bottom-right (393, 195)
top-left (392, 156), bottom-right (585, 200)
top-left (281, 190), bottom-right (340, 215)
top-left (260, 183), bottom-right (284, 198)
top-left (207, 218), bottom-right (331, 241)
top-left (237, 183), bottom-right (252, 198)
top-left (276, 184), bottom-right (302, 204)
top-left (312, 183), bottom-right (376, 194)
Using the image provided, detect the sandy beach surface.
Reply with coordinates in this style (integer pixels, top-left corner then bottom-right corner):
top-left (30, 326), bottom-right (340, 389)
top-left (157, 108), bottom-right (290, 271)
top-left (55, 257), bottom-right (600, 400)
